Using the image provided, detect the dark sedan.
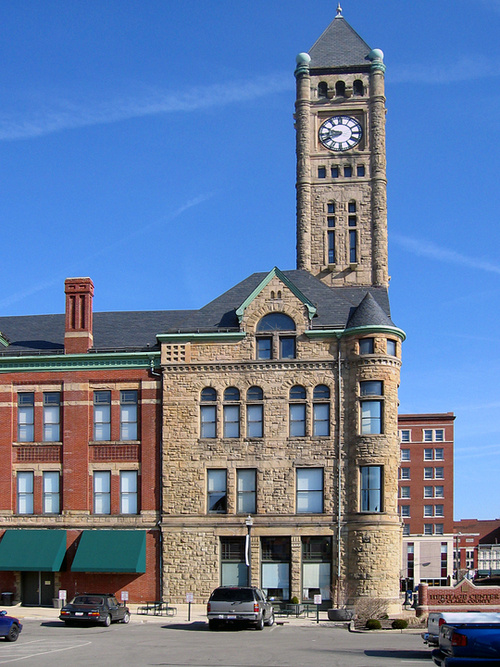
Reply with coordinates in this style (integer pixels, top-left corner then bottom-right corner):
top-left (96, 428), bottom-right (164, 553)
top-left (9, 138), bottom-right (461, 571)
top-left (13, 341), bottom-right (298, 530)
top-left (60, 594), bottom-right (130, 627)
top-left (0, 610), bottom-right (22, 641)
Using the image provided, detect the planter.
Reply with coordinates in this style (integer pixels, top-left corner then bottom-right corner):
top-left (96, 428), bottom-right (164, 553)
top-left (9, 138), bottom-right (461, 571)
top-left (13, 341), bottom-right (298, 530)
top-left (328, 608), bottom-right (354, 621)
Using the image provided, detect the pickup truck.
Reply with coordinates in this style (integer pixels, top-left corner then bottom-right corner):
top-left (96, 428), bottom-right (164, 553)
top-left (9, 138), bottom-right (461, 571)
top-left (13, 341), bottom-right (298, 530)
top-left (431, 621), bottom-right (500, 666)
top-left (423, 612), bottom-right (500, 647)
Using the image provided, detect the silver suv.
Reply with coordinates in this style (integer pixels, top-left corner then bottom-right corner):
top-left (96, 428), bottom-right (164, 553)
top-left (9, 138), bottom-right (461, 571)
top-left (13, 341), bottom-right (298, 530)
top-left (207, 586), bottom-right (275, 630)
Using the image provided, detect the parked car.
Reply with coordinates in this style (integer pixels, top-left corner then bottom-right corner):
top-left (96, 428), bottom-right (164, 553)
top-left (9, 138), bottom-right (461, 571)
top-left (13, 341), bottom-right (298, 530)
top-left (423, 612), bottom-right (500, 647)
top-left (59, 594), bottom-right (130, 627)
top-left (207, 586), bottom-right (274, 630)
top-left (0, 610), bottom-right (22, 642)
top-left (432, 621), bottom-right (500, 666)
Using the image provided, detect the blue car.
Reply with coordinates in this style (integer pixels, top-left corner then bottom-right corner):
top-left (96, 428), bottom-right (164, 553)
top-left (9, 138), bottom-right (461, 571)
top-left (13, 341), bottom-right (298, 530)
top-left (0, 610), bottom-right (22, 642)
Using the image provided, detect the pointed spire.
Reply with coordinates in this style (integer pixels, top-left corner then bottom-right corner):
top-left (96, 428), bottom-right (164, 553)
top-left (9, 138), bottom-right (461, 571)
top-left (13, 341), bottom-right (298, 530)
top-left (309, 12), bottom-right (371, 69)
top-left (336, 3), bottom-right (342, 17)
top-left (346, 292), bottom-right (394, 330)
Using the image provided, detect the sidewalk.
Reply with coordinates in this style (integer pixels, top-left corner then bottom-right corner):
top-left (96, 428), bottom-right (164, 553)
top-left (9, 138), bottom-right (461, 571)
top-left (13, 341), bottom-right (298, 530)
top-left (4, 602), bottom-right (330, 627)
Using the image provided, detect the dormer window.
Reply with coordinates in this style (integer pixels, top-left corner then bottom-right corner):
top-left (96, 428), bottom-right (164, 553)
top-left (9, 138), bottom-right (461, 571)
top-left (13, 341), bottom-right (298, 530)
top-left (256, 313), bottom-right (296, 360)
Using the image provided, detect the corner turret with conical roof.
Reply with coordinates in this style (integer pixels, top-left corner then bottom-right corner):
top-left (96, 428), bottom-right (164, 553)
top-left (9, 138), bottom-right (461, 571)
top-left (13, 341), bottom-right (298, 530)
top-left (295, 5), bottom-right (388, 288)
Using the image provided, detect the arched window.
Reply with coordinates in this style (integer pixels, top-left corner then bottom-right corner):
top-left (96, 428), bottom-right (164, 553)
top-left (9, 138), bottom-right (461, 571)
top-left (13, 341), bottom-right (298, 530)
top-left (335, 80), bottom-right (346, 97)
top-left (223, 387), bottom-right (240, 438)
top-left (256, 314), bottom-right (296, 360)
top-left (246, 386), bottom-right (264, 438)
top-left (353, 79), bottom-right (364, 96)
top-left (313, 385), bottom-right (330, 436)
top-left (318, 81), bottom-right (328, 98)
top-left (200, 387), bottom-right (217, 438)
top-left (289, 385), bottom-right (306, 437)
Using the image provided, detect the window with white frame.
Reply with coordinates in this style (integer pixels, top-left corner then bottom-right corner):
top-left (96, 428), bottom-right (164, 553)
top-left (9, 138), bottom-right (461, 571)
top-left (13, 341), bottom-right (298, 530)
top-left (313, 385), bottom-right (330, 436)
top-left (43, 392), bottom-right (61, 442)
top-left (424, 448), bottom-right (433, 460)
top-left (246, 387), bottom-right (263, 438)
top-left (289, 386), bottom-right (306, 437)
top-left (435, 429), bottom-right (444, 441)
top-left (223, 387), bottom-right (240, 438)
top-left (43, 471), bottom-right (60, 514)
top-left (401, 449), bottom-right (410, 461)
top-left (120, 390), bottom-right (138, 440)
top-left (94, 391), bottom-right (111, 441)
top-left (435, 467), bottom-right (444, 479)
top-left (18, 393), bottom-right (34, 442)
top-left (93, 470), bottom-right (111, 514)
top-left (200, 387), bottom-right (217, 439)
top-left (435, 524), bottom-right (444, 535)
top-left (435, 486), bottom-right (444, 498)
top-left (424, 486), bottom-right (433, 498)
top-left (435, 448), bottom-right (444, 460)
top-left (120, 470), bottom-right (138, 514)
top-left (400, 486), bottom-right (410, 499)
top-left (423, 429), bottom-right (433, 442)
top-left (17, 471), bottom-right (34, 514)
top-left (403, 524), bottom-right (410, 536)
top-left (424, 505), bottom-right (433, 517)
top-left (424, 524), bottom-right (433, 535)
top-left (400, 468), bottom-right (410, 480)
top-left (400, 505), bottom-right (410, 517)
top-left (435, 504), bottom-right (444, 517)
top-left (237, 469), bottom-right (256, 514)
top-left (400, 430), bottom-right (410, 442)
top-left (296, 468), bottom-right (323, 513)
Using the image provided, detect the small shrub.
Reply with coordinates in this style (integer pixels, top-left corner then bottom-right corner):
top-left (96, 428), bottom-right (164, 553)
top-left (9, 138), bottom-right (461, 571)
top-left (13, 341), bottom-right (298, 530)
top-left (290, 596), bottom-right (300, 605)
top-left (392, 619), bottom-right (408, 630)
top-left (365, 619), bottom-right (382, 630)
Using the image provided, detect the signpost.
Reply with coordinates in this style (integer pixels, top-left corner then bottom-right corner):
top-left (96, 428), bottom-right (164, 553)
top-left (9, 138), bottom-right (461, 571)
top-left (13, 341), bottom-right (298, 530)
top-left (314, 594), bottom-right (322, 623)
top-left (186, 592), bottom-right (194, 621)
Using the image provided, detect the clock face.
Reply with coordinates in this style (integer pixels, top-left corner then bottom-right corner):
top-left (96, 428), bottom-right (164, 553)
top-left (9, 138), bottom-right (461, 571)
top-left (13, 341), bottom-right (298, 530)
top-left (318, 116), bottom-right (362, 152)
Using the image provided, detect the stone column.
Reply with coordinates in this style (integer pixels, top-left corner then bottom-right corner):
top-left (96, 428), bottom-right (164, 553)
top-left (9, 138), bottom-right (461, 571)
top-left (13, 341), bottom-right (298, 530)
top-left (295, 53), bottom-right (312, 271)
top-left (368, 50), bottom-right (388, 287)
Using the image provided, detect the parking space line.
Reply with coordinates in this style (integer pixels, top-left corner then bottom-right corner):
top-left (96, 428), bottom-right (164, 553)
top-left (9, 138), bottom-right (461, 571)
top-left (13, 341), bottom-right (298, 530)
top-left (0, 640), bottom-right (91, 664)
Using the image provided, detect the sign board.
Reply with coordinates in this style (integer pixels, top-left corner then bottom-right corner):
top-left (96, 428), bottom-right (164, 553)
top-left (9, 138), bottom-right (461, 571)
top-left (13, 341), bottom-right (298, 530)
top-left (121, 591), bottom-right (129, 601)
top-left (314, 594), bottom-right (322, 605)
top-left (58, 590), bottom-right (67, 600)
top-left (186, 593), bottom-right (194, 603)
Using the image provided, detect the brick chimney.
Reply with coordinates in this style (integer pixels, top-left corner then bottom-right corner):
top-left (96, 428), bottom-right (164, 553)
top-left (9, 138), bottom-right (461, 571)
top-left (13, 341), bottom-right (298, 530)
top-left (64, 277), bottom-right (94, 354)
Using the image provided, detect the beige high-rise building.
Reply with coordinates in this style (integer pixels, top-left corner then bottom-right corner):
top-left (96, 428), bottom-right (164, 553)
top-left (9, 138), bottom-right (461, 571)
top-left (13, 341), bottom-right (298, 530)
top-left (158, 8), bottom-right (405, 612)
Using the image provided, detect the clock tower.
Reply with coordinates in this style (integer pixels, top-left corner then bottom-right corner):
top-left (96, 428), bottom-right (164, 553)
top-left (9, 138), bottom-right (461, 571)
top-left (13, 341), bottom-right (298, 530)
top-left (295, 5), bottom-right (388, 288)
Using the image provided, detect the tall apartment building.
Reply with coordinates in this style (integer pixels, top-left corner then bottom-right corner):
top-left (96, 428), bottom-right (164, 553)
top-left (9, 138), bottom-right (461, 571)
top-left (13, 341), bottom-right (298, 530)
top-left (0, 9), bottom-right (405, 609)
top-left (398, 413), bottom-right (455, 589)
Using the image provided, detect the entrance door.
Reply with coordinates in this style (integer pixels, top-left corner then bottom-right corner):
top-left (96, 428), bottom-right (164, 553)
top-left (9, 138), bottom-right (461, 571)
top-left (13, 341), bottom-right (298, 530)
top-left (21, 572), bottom-right (54, 606)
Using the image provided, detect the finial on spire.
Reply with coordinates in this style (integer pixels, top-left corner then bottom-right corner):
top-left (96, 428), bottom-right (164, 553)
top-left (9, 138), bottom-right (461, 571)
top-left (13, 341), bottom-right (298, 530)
top-left (336, 3), bottom-right (343, 17)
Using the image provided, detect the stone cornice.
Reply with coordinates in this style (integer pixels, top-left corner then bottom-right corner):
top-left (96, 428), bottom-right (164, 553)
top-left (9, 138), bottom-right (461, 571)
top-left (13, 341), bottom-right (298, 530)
top-left (162, 360), bottom-right (335, 373)
top-left (0, 351), bottom-right (161, 374)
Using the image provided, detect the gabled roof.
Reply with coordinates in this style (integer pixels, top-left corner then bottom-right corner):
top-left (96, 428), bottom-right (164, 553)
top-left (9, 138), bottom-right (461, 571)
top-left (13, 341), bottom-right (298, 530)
top-left (234, 267), bottom-right (317, 323)
top-left (0, 269), bottom-right (400, 356)
top-left (309, 14), bottom-right (371, 70)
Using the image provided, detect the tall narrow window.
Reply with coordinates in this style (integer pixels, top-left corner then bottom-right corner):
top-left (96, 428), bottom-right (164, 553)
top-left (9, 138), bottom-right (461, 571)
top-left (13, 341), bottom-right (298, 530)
top-left (43, 392), bottom-right (60, 442)
top-left (17, 471), bottom-right (34, 514)
top-left (43, 471), bottom-right (60, 514)
top-left (353, 79), bottom-right (364, 96)
top-left (318, 82), bottom-right (328, 98)
top-left (207, 469), bottom-right (227, 514)
top-left (335, 80), bottom-right (345, 97)
top-left (313, 385), bottom-right (330, 436)
top-left (223, 387), bottom-right (240, 438)
top-left (93, 471), bottom-right (111, 514)
top-left (94, 391), bottom-right (111, 441)
top-left (359, 338), bottom-right (374, 354)
top-left (327, 230), bottom-right (335, 264)
top-left (361, 466), bottom-right (382, 512)
top-left (261, 537), bottom-right (290, 601)
top-left (360, 381), bottom-right (383, 434)
top-left (318, 166), bottom-right (326, 178)
top-left (289, 385), bottom-right (306, 437)
top-left (349, 229), bottom-right (357, 263)
top-left (120, 470), bottom-right (138, 514)
top-left (246, 387), bottom-right (263, 438)
top-left (120, 390), bottom-right (138, 440)
top-left (296, 468), bottom-right (323, 513)
top-left (18, 393), bottom-right (34, 442)
top-left (200, 387), bottom-right (217, 438)
top-left (237, 469), bottom-right (256, 514)
top-left (221, 537), bottom-right (248, 586)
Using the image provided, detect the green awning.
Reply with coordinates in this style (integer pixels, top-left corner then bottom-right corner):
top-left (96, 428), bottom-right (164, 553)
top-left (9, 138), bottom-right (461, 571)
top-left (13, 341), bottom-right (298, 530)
top-left (0, 530), bottom-right (67, 571)
top-left (71, 530), bottom-right (146, 573)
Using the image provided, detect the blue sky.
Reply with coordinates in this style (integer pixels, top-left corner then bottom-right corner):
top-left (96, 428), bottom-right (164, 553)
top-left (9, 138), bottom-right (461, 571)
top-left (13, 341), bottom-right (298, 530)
top-left (0, 0), bottom-right (499, 521)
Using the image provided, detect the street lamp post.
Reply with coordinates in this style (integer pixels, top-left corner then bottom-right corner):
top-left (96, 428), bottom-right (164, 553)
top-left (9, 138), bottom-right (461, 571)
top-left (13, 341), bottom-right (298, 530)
top-left (245, 515), bottom-right (254, 586)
